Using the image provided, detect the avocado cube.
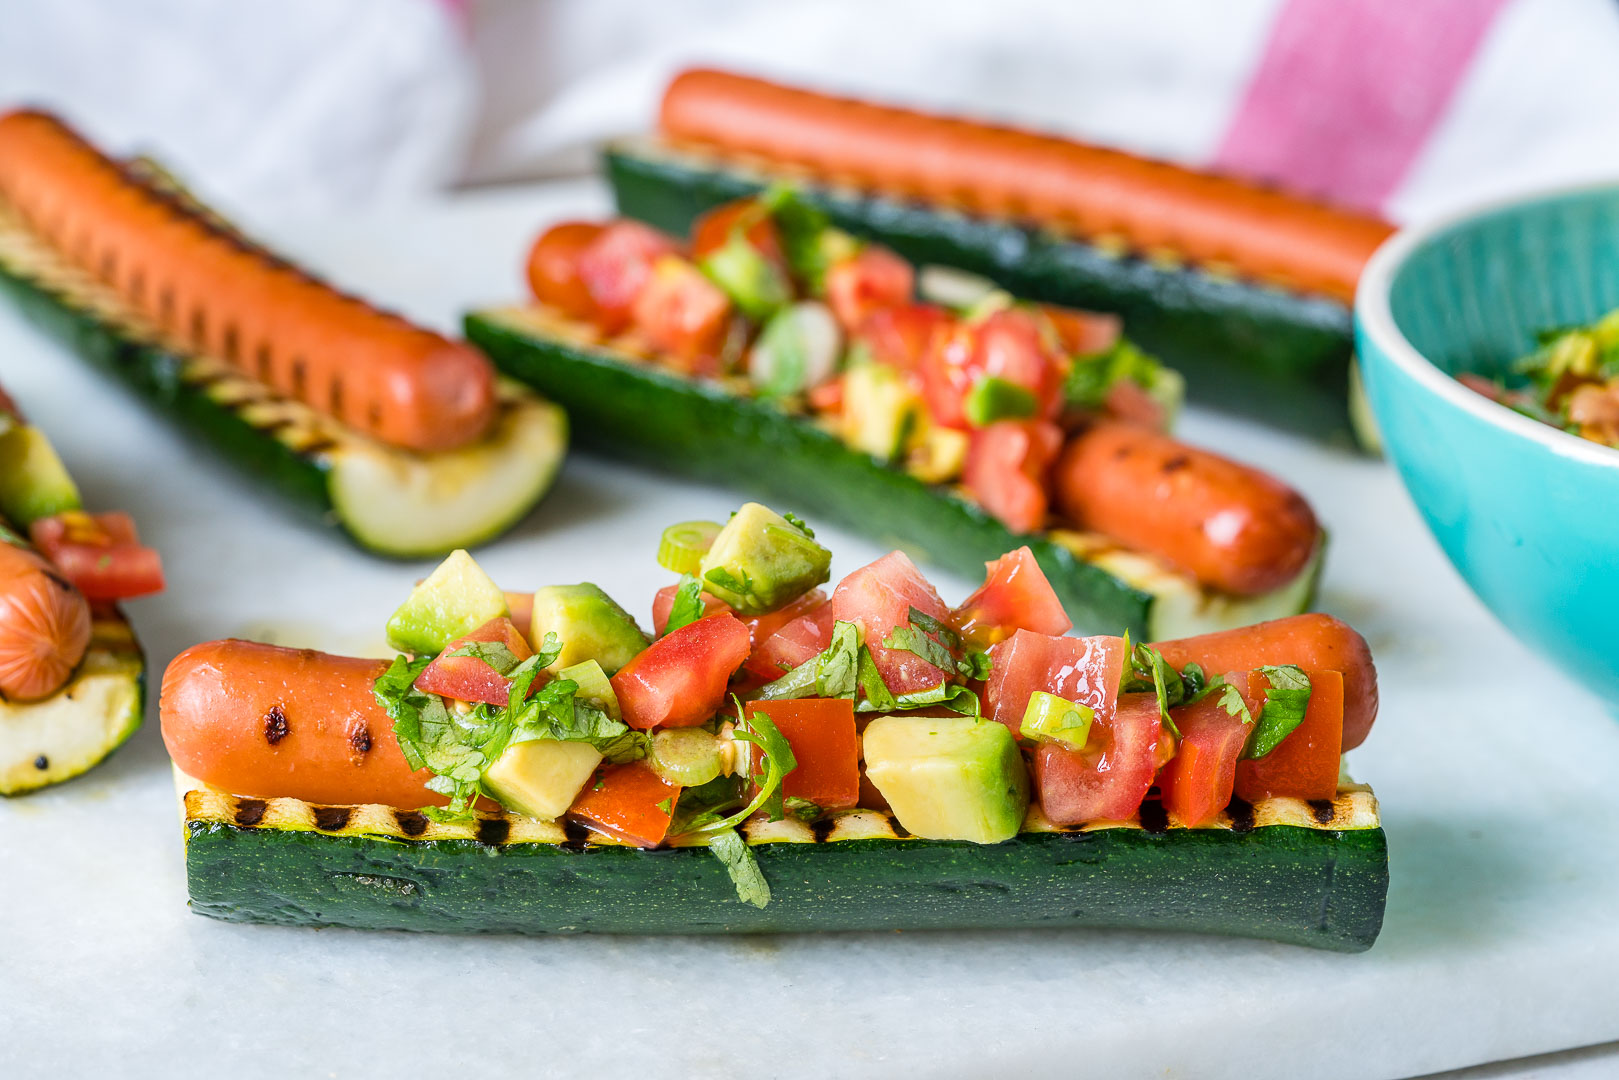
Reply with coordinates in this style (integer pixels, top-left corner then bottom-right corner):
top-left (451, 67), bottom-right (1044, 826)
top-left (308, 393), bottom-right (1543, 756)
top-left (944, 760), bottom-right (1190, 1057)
top-left (385, 549), bottom-right (509, 656)
top-left (841, 362), bottom-right (923, 463)
top-left (557, 659), bottom-right (621, 720)
top-left (0, 425), bottom-right (82, 526)
top-left (531, 584), bottom-right (649, 675)
top-left (484, 740), bottom-right (603, 820)
top-left (863, 716), bottom-right (1029, 843)
top-left (697, 502), bottom-right (831, 615)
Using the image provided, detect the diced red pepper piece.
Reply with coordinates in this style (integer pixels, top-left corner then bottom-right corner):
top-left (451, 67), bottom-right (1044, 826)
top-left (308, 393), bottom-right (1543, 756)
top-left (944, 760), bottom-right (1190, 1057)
top-left (745, 697), bottom-right (859, 809)
top-left (568, 761), bottom-right (680, 847)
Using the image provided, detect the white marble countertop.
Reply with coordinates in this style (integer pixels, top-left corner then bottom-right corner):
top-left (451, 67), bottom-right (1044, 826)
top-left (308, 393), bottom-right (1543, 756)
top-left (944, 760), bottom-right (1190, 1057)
top-left (4, 182), bottom-right (1618, 1080)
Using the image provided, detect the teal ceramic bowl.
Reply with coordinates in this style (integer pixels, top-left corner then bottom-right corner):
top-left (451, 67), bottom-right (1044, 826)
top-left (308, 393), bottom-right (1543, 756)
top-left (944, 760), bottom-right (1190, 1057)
top-left (1356, 184), bottom-right (1619, 703)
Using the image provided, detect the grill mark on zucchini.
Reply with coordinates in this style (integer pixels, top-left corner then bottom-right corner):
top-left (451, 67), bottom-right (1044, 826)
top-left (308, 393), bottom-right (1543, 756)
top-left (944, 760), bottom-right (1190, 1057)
top-left (234, 799), bottom-right (267, 827)
top-left (477, 818), bottom-right (511, 846)
top-left (395, 810), bottom-right (428, 837)
top-left (313, 806), bottom-right (353, 832)
top-left (1226, 796), bottom-right (1256, 834)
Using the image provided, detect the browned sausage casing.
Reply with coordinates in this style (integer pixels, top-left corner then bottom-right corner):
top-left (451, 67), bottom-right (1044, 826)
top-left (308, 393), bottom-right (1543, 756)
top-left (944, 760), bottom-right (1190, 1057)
top-left (161, 639), bottom-right (439, 808)
top-left (1054, 421), bottom-right (1319, 596)
top-left (0, 543), bottom-right (91, 701)
top-left (659, 69), bottom-right (1392, 302)
top-left (0, 111), bottom-right (495, 454)
top-left (1153, 612), bottom-right (1378, 750)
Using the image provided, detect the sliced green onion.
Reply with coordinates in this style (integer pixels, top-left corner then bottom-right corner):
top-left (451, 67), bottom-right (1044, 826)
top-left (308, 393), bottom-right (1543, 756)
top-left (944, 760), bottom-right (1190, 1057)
top-left (650, 728), bottom-right (724, 788)
top-left (1019, 691), bottom-right (1094, 749)
top-left (657, 520), bottom-right (723, 575)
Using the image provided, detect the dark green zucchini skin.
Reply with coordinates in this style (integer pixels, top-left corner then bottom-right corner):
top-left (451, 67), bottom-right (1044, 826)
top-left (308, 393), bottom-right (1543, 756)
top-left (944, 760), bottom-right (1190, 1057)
top-left (185, 819), bottom-right (1386, 951)
top-left (0, 262), bottom-right (333, 516)
top-left (605, 146), bottom-right (1359, 445)
top-left (465, 313), bottom-right (1156, 637)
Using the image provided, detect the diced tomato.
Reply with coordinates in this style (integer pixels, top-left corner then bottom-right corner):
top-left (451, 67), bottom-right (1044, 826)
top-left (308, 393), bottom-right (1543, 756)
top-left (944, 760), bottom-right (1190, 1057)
top-left (1234, 668), bottom-right (1344, 802)
top-left (631, 256), bottom-right (733, 373)
top-left (984, 628), bottom-right (1125, 737)
top-left (691, 198), bottom-right (788, 266)
top-left (413, 616), bottom-right (533, 706)
top-left (1102, 378), bottom-right (1168, 430)
top-left (1034, 691), bottom-right (1162, 824)
top-left (651, 583), bottom-right (734, 636)
top-left (568, 761), bottom-right (679, 847)
top-left (962, 418), bottom-right (1063, 534)
top-left (830, 551), bottom-right (953, 695)
top-left (951, 546), bottom-right (1071, 648)
top-left (745, 698), bottom-right (859, 809)
top-left (525, 221), bottom-right (603, 320)
top-left (611, 613), bottom-right (751, 730)
top-left (740, 589), bottom-right (831, 680)
top-left (921, 309), bottom-right (1063, 429)
top-left (29, 510), bottom-right (164, 601)
top-left (824, 246), bottom-right (915, 333)
top-left (576, 220), bottom-right (681, 334)
top-left (1039, 304), bottom-right (1121, 357)
top-left (853, 302), bottom-right (949, 373)
top-left (1157, 675), bottom-right (1250, 827)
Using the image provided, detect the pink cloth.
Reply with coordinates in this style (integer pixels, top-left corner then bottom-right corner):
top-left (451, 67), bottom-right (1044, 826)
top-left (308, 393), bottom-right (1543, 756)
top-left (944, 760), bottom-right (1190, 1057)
top-left (1214, 0), bottom-right (1511, 212)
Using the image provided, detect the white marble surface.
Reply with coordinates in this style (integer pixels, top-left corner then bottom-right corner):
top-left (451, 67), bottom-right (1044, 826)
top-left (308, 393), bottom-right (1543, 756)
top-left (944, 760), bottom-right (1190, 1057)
top-left (4, 183), bottom-right (1619, 1080)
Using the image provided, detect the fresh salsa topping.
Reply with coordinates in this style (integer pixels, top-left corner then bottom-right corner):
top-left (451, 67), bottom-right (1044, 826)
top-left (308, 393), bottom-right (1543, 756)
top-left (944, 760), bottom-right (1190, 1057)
top-left (371, 504), bottom-right (1348, 907)
top-left (1459, 307), bottom-right (1619, 447)
top-left (523, 189), bottom-right (1187, 539)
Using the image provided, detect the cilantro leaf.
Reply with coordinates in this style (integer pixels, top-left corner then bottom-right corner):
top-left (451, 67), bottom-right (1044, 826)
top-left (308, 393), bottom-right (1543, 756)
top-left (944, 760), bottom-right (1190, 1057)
top-left (892, 682), bottom-right (982, 717)
top-left (374, 655), bottom-right (511, 821)
top-left (1063, 339), bottom-right (1165, 410)
top-left (882, 623), bottom-right (958, 675)
top-left (784, 796), bottom-right (822, 822)
top-left (709, 827), bottom-right (771, 908)
top-left (758, 619), bottom-right (861, 701)
top-left (856, 646), bottom-right (897, 712)
top-left (1245, 666), bottom-right (1312, 759)
top-left (447, 639), bottom-right (522, 676)
top-left (662, 574), bottom-right (706, 637)
top-left (674, 702), bottom-right (797, 837)
top-left (1121, 642), bottom-right (1184, 738)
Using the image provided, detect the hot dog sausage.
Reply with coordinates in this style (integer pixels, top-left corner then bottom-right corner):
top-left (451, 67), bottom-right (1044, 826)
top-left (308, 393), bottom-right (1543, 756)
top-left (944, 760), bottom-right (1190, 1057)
top-left (659, 69), bottom-right (1392, 302)
top-left (526, 221), bottom-right (604, 320)
top-left (0, 110), bottom-right (496, 454)
top-left (1153, 612), bottom-right (1378, 750)
top-left (160, 639), bottom-right (439, 807)
top-left (0, 543), bottom-right (91, 701)
top-left (1053, 421), bottom-right (1319, 596)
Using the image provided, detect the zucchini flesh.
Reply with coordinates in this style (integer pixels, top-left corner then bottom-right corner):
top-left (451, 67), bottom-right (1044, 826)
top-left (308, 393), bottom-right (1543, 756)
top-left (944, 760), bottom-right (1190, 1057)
top-left (464, 306), bottom-right (1321, 640)
top-left (605, 140), bottom-right (1364, 446)
top-left (0, 613), bottom-right (144, 794)
top-left (0, 199), bottom-right (566, 558)
top-left (178, 776), bottom-right (1387, 951)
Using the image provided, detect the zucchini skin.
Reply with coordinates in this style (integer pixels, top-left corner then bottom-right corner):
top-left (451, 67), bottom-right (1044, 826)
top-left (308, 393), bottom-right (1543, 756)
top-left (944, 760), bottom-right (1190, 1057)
top-left (184, 818), bottom-right (1387, 951)
top-left (605, 146), bottom-right (1360, 445)
top-left (0, 261), bottom-right (334, 517)
top-left (464, 312), bottom-right (1157, 637)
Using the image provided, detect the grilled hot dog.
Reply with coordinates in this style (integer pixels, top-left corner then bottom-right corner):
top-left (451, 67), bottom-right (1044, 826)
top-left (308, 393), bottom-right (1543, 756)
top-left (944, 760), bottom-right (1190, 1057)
top-left (659, 69), bottom-right (1392, 302)
top-left (0, 542), bottom-right (91, 701)
top-left (161, 639), bottom-right (438, 807)
top-left (0, 111), bottom-right (496, 454)
top-left (1053, 421), bottom-right (1319, 597)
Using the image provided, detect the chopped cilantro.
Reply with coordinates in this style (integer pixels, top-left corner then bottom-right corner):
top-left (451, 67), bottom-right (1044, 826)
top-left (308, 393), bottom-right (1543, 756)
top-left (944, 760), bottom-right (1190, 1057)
top-left (662, 574), bottom-right (706, 636)
top-left (709, 827), bottom-right (771, 908)
top-left (1245, 666), bottom-right (1312, 759)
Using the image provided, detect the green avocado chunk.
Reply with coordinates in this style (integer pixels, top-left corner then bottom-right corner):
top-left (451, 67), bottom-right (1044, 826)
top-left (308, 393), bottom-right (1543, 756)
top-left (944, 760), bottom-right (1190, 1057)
top-left (862, 715), bottom-right (1029, 844)
top-left (0, 424), bottom-right (82, 527)
top-left (697, 502), bottom-right (831, 615)
top-left (531, 584), bottom-right (649, 675)
top-left (385, 549), bottom-right (509, 656)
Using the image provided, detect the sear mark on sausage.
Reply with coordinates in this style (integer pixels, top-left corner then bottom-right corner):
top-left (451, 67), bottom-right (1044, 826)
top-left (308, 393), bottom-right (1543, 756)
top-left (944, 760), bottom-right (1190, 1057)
top-left (347, 721), bottom-right (372, 761)
top-left (1162, 454), bottom-right (1190, 474)
top-left (263, 704), bottom-right (289, 745)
